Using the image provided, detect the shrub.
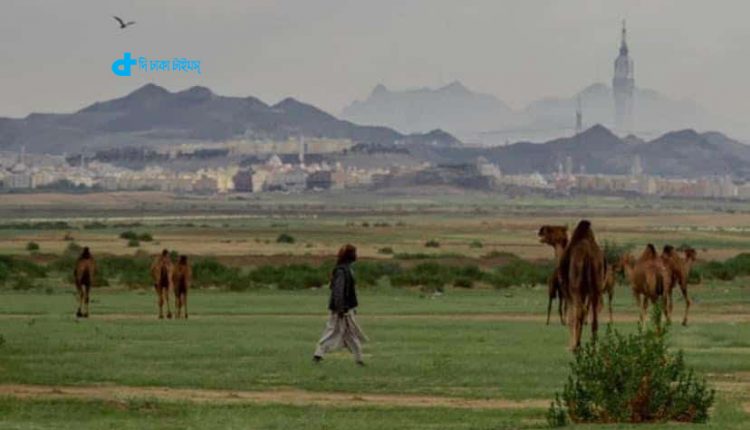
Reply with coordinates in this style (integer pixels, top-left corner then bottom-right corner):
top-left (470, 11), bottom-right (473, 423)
top-left (453, 277), bottom-right (474, 288)
top-left (64, 242), bottom-right (82, 256)
top-left (602, 240), bottom-right (634, 266)
top-left (361, 222), bottom-right (370, 227)
top-left (378, 247), bottom-right (394, 255)
top-left (489, 259), bottom-right (551, 289)
top-left (0, 256), bottom-right (47, 287)
top-left (276, 233), bottom-right (296, 244)
top-left (469, 240), bottom-right (483, 249)
top-left (127, 239), bottom-right (140, 247)
top-left (548, 308), bottom-right (714, 427)
top-left (26, 242), bottom-right (40, 252)
top-left (193, 258), bottom-right (247, 289)
top-left (120, 231), bottom-right (153, 242)
top-left (424, 239), bottom-right (440, 248)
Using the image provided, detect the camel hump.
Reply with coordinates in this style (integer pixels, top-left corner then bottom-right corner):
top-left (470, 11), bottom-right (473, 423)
top-left (663, 244), bottom-right (675, 255)
top-left (569, 220), bottom-right (594, 244)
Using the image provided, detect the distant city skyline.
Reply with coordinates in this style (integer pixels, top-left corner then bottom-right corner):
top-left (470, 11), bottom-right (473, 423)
top-left (1, 0), bottom-right (749, 128)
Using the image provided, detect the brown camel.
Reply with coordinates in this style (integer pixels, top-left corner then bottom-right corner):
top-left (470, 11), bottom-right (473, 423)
top-left (538, 225), bottom-right (568, 325)
top-left (150, 249), bottom-right (174, 319)
top-left (620, 244), bottom-right (672, 324)
top-left (661, 245), bottom-right (696, 326)
top-left (558, 220), bottom-right (605, 351)
top-left (172, 255), bottom-right (192, 319)
top-left (73, 247), bottom-right (96, 318)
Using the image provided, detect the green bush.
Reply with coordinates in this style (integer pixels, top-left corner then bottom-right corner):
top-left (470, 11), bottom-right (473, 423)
top-left (489, 259), bottom-right (551, 289)
top-left (193, 258), bottom-right (247, 290)
top-left (424, 239), bottom-right (440, 248)
top-left (602, 240), bottom-right (634, 266)
top-left (127, 239), bottom-right (140, 247)
top-left (453, 277), bottom-right (474, 288)
top-left (0, 255), bottom-right (47, 287)
top-left (469, 240), bottom-right (483, 249)
top-left (378, 247), bottom-right (394, 255)
top-left (276, 233), bottom-right (296, 244)
top-left (120, 231), bottom-right (153, 242)
top-left (64, 242), bottom-right (82, 257)
top-left (26, 242), bottom-right (40, 252)
top-left (548, 308), bottom-right (714, 427)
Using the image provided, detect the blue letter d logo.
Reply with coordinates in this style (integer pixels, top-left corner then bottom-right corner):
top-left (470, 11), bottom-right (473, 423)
top-left (112, 52), bottom-right (137, 76)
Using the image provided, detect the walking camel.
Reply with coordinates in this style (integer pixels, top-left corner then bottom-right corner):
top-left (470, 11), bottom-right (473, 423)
top-left (151, 249), bottom-right (174, 319)
top-left (538, 225), bottom-right (568, 325)
top-left (172, 255), bottom-right (192, 319)
top-left (539, 225), bottom-right (616, 325)
top-left (620, 244), bottom-right (672, 324)
top-left (73, 247), bottom-right (96, 318)
top-left (557, 220), bottom-right (605, 351)
top-left (661, 245), bottom-right (696, 326)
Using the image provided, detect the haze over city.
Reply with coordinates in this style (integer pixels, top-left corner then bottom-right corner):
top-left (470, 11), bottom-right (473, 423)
top-left (2, 0), bottom-right (749, 127)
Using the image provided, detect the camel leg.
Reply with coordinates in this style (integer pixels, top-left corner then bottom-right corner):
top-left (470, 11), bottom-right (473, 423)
top-left (640, 298), bottom-right (649, 327)
top-left (76, 285), bottom-right (84, 318)
top-left (679, 282), bottom-right (691, 326)
top-left (157, 287), bottom-right (164, 319)
top-left (567, 295), bottom-right (584, 351)
top-left (83, 285), bottom-right (90, 318)
top-left (663, 291), bottom-right (672, 325)
top-left (174, 293), bottom-right (181, 319)
top-left (607, 290), bottom-right (613, 324)
top-left (165, 288), bottom-right (173, 319)
top-left (182, 293), bottom-right (188, 320)
top-left (558, 297), bottom-right (565, 326)
top-left (590, 293), bottom-right (599, 344)
top-left (546, 296), bottom-right (553, 325)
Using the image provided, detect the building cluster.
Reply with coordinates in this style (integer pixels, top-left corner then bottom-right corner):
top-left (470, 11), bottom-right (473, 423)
top-left (2, 148), bottom-right (749, 201)
top-left (0, 149), bottom-right (407, 194)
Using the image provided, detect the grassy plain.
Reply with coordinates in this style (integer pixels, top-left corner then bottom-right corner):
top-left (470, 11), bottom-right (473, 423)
top-left (0, 190), bottom-right (749, 428)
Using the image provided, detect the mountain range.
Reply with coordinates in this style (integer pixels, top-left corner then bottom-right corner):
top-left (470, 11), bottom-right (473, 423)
top-left (342, 82), bottom-right (736, 144)
top-left (409, 124), bottom-right (750, 179)
top-left (0, 84), bottom-right (460, 154)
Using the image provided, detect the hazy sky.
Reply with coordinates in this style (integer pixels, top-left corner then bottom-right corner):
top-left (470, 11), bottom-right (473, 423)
top-left (2, 0), bottom-right (749, 121)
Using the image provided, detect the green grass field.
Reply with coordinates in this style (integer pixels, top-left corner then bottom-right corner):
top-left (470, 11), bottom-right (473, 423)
top-left (2, 194), bottom-right (750, 428)
top-left (1, 283), bottom-right (749, 429)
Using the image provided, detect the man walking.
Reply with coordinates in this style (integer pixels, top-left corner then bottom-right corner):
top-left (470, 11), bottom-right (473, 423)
top-left (313, 244), bottom-right (367, 365)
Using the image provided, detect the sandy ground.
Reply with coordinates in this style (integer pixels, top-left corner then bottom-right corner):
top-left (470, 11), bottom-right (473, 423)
top-left (0, 384), bottom-right (548, 410)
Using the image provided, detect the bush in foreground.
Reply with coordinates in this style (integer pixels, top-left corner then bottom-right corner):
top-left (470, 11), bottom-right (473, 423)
top-left (276, 233), bottom-right (296, 244)
top-left (26, 242), bottom-right (40, 252)
top-left (548, 308), bottom-right (714, 427)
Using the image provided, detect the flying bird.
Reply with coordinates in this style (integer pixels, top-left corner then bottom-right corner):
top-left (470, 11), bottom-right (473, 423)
top-left (113, 16), bottom-right (136, 29)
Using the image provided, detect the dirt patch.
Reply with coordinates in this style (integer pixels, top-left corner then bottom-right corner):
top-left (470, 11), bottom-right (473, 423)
top-left (0, 384), bottom-right (548, 410)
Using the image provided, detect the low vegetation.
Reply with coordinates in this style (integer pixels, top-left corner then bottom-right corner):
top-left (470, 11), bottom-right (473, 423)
top-left (119, 231), bottom-right (153, 242)
top-left (276, 233), bottom-right (296, 244)
top-left (548, 307), bottom-right (714, 427)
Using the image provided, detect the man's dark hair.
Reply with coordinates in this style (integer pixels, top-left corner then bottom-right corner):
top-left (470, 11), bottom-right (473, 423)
top-left (337, 244), bottom-right (357, 265)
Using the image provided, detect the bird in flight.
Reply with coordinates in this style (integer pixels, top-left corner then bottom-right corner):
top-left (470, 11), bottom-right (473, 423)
top-left (113, 16), bottom-right (136, 29)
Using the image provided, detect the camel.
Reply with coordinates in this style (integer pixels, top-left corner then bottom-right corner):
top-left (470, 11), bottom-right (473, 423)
top-left (150, 249), bottom-right (174, 319)
top-left (539, 225), bottom-right (616, 325)
top-left (73, 247), bottom-right (96, 318)
top-left (538, 225), bottom-right (568, 325)
top-left (661, 245), bottom-right (696, 326)
top-left (620, 244), bottom-right (672, 324)
top-left (558, 220), bottom-right (605, 351)
top-left (172, 255), bottom-right (192, 319)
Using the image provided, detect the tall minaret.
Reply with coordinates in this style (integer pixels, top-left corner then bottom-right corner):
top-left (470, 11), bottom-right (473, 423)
top-left (575, 97), bottom-right (583, 135)
top-left (613, 20), bottom-right (635, 133)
